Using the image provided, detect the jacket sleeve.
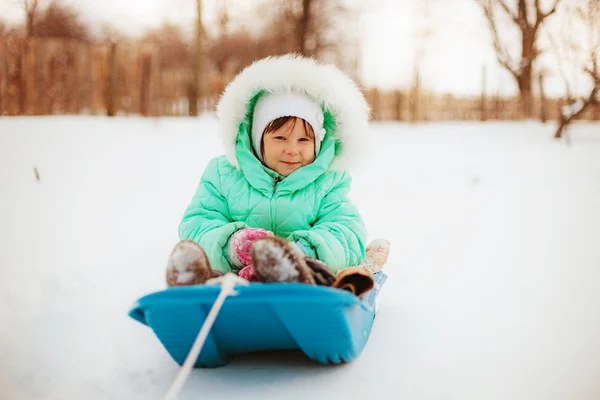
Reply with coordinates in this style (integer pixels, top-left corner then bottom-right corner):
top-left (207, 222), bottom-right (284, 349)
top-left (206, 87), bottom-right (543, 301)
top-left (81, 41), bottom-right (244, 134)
top-left (286, 172), bottom-right (367, 273)
top-left (178, 158), bottom-right (246, 273)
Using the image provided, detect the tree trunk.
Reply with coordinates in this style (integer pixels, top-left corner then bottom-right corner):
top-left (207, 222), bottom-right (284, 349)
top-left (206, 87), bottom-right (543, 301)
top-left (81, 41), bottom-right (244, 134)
top-left (370, 89), bottom-right (380, 121)
top-left (517, 78), bottom-right (533, 120)
top-left (554, 117), bottom-right (567, 138)
top-left (0, 38), bottom-right (6, 115)
top-left (518, 29), bottom-right (535, 119)
top-left (189, 0), bottom-right (203, 117)
top-left (26, 13), bottom-right (35, 37)
top-left (410, 67), bottom-right (421, 122)
top-left (106, 42), bottom-right (118, 117)
top-left (538, 73), bottom-right (546, 123)
top-left (554, 87), bottom-right (598, 139)
top-left (395, 90), bottom-right (404, 121)
top-left (18, 39), bottom-right (27, 115)
top-left (480, 64), bottom-right (487, 121)
top-left (139, 53), bottom-right (151, 116)
top-left (298, 0), bottom-right (311, 56)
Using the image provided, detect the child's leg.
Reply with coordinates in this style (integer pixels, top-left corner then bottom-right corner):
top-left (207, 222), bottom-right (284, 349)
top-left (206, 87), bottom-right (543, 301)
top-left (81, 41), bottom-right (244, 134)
top-left (239, 241), bottom-right (335, 285)
top-left (329, 239), bottom-right (390, 296)
top-left (331, 267), bottom-right (374, 296)
top-left (247, 236), bottom-right (379, 299)
top-left (166, 240), bottom-right (218, 287)
top-left (304, 257), bottom-right (336, 286)
top-left (250, 236), bottom-right (316, 284)
top-left (250, 237), bottom-right (344, 287)
top-left (359, 238), bottom-right (390, 274)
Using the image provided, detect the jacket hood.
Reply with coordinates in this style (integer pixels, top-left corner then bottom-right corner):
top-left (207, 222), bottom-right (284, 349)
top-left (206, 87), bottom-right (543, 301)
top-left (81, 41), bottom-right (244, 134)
top-left (215, 54), bottom-right (371, 172)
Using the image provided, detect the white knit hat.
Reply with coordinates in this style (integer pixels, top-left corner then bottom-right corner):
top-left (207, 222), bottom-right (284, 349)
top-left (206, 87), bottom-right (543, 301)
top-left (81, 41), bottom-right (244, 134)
top-left (251, 91), bottom-right (326, 162)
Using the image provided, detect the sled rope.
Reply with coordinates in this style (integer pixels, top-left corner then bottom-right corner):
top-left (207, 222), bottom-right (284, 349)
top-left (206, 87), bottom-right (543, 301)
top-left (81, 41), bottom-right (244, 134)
top-left (163, 273), bottom-right (249, 400)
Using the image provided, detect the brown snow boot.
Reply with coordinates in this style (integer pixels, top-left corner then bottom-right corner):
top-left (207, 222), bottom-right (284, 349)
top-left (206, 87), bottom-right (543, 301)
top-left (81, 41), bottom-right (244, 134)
top-left (251, 236), bottom-right (316, 284)
top-left (166, 240), bottom-right (217, 287)
top-left (304, 257), bottom-right (336, 286)
top-left (332, 267), bottom-right (374, 297)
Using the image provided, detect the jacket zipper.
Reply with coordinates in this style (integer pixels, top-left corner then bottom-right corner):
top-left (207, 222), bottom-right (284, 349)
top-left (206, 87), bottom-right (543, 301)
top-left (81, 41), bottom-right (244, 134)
top-left (273, 176), bottom-right (282, 192)
top-left (270, 175), bottom-right (282, 233)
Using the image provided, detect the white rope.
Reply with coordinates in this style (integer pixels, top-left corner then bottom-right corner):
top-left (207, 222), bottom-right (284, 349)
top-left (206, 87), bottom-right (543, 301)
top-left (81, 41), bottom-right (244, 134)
top-left (163, 273), bottom-right (249, 400)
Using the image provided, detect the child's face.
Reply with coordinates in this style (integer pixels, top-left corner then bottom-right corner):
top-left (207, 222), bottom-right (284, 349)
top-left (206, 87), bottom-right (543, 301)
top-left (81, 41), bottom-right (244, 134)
top-left (262, 118), bottom-right (316, 177)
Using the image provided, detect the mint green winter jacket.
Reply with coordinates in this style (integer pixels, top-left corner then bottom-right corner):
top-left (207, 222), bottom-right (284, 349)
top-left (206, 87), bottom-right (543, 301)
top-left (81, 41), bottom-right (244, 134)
top-left (178, 55), bottom-right (370, 273)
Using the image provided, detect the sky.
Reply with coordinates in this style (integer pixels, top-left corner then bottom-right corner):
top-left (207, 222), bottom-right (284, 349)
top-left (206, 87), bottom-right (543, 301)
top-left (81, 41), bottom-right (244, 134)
top-left (0, 0), bottom-right (590, 97)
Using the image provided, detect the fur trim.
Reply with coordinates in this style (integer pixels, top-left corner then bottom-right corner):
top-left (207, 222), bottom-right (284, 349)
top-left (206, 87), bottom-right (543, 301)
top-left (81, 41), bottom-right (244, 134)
top-left (215, 54), bottom-right (371, 171)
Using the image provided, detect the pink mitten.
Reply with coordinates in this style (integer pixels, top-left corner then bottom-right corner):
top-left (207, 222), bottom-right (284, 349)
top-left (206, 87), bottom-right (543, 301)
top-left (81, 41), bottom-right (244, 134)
top-left (238, 264), bottom-right (259, 282)
top-left (227, 228), bottom-right (273, 268)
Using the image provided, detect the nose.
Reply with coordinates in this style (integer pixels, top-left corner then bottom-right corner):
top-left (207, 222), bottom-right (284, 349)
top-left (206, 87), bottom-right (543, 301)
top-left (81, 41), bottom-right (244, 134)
top-left (284, 142), bottom-right (299, 155)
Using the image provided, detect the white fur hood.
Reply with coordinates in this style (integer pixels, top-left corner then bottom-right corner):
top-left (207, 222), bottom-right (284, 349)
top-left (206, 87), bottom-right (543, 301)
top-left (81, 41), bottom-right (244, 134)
top-left (215, 54), bottom-right (371, 171)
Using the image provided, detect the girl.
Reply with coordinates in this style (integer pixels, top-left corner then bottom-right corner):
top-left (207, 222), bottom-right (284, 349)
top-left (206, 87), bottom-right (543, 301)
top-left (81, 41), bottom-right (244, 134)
top-left (166, 54), bottom-right (375, 290)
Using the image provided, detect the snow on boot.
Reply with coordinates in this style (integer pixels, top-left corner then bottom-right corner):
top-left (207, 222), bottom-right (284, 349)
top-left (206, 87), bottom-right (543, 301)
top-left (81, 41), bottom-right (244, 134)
top-left (251, 236), bottom-right (315, 284)
top-left (304, 257), bottom-right (336, 286)
top-left (166, 240), bottom-right (213, 287)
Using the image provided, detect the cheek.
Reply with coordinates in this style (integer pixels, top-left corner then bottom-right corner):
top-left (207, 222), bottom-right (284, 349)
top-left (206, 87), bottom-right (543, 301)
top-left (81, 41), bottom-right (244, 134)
top-left (263, 141), bottom-right (280, 157)
top-left (262, 140), bottom-right (273, 154)
top-left (301, 145), bottom-right (315, 160)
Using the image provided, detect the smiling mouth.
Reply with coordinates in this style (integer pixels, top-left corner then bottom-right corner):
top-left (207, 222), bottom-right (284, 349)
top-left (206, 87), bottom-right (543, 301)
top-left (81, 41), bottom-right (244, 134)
top-left (281, 161), bottom-right (300, 166)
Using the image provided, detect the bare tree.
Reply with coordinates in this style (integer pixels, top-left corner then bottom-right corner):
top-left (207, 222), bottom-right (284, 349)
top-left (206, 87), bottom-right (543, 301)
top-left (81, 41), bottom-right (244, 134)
top-left (202, 0), bottom-right (360, 96)
top-left (142, 23), bottom-right (191, 70)
top-left (208, 32), bottom-right (257, 76)
top-left (96, 22), bottom-right (127, 43)
top-left (189, 0), bottom-right (204, 117)
top-left (476, 0), bottom-right (562, 118)
top-left (205, 0), bottom-right (251, 78)
top-left (298, 0), bottom-right (312, 56)
top-left (261, 0), bottom-right (359, 72)
top-left (204, 1), bottom-right (275, 92)
top-left (303, 0), bottom-right (356, 62)
top-left (551, 0), bottom-right (600, 138)
top-left (33, 0), bottom-right (89, 41)
top-left (21, 0), bottom-right (40, 37)
top-left (410, 0), bottom-right (437, 122)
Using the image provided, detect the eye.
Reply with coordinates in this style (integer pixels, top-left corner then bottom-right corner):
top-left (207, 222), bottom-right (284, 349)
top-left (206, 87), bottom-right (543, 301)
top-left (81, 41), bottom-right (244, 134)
top-left (299, 137), bottom-right (312, 142)
top-left (273, 136), bottom-right (286, 140)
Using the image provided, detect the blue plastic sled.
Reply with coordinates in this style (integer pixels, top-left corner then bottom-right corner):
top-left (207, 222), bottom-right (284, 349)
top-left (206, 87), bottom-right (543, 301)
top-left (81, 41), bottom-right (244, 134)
top-left (129, 271), bottom-right (387, 368)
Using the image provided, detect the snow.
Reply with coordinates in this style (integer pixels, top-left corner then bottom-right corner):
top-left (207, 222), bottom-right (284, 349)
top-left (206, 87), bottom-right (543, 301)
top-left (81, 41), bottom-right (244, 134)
top-left (1, 116), bottom-right (600, 400)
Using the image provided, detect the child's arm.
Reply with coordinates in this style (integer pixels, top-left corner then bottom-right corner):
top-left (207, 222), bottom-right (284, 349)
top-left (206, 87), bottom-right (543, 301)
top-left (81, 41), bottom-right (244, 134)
top-left (178, 158), bottom-right (246, 273)
top-left (287, 172), bottom-right (367, 273)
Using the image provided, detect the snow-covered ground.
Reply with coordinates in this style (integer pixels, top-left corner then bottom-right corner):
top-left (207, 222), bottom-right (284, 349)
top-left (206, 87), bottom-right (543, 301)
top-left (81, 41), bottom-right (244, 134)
top-left (1, 116), bottom-right (599, 400)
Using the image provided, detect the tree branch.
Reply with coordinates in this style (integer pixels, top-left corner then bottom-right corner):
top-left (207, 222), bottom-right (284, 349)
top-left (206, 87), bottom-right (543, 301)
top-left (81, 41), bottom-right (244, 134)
top-left (536, 0), bottom-right (561, 28)
top-left (497, 0), bottom-right (520, 23)
top-left (552, 0), bottom-right (599, 139)
top-left (555, 84), bottom-right (598, 139)
top-left (22, 0), bottom-right (39, 15)
top-left (543, 0), bottom-right (562, 18)
top-left (478, 1), bottom-right (520, 77)
top-left (583, 66), bottom-right (600, 84)
top-left (546, 27), bottom-right (574, 100)
top-left (518, 0), bottom-right (530, 28)
top-left (21, 0), bottom-right (40, 36)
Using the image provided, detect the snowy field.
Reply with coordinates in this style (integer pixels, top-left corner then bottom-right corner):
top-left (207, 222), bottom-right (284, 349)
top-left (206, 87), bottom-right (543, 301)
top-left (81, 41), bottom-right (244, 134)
top-left (1, 116), bottom-right (599, 400)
